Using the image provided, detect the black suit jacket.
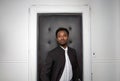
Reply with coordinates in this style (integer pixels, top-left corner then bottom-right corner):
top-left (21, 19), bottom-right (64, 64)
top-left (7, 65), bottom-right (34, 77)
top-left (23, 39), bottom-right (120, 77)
top-left (40, 46), bottom-right (80, 81)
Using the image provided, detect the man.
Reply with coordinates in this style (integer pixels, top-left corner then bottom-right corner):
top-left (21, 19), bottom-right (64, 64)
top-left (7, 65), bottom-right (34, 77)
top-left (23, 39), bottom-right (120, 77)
top-left (40, 27), bottom-right (81, 81)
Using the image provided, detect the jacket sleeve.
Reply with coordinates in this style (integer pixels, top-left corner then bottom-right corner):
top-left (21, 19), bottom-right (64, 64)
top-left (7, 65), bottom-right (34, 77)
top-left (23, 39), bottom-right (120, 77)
top-left (40, 52), bottom-right (53, 81)
top-left (74, 50), bottom-right (81, 81)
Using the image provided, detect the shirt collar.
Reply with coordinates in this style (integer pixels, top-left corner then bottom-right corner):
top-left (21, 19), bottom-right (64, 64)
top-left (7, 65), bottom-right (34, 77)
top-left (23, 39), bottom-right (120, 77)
top-left (60, 46), bottom-right (68, 51)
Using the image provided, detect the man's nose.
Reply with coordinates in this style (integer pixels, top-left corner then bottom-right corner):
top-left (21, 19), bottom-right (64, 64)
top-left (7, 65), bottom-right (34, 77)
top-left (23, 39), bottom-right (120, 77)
top-left (60, 37), bottom-right (64, 40)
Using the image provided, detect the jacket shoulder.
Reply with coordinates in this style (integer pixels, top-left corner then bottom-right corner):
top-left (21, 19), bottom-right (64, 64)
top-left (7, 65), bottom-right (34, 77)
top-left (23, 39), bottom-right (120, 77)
top-left (48, 47), bottom-right (63, 55)
top-left (68, 47), bottom-right (76, 52)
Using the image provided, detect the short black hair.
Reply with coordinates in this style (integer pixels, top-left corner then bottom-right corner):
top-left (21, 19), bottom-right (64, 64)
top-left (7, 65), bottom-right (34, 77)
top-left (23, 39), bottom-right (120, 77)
top-left (56, 27), bottom-right (69, 37)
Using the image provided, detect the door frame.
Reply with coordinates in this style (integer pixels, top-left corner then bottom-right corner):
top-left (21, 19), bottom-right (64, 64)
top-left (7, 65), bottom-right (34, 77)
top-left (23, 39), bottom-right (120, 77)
top-left (29, 5), bottom-right (91, 81)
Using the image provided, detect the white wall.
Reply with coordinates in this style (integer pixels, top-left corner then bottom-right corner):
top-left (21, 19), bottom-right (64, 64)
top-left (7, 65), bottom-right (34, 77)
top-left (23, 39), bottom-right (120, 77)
top-left (0, 0), bottom-right (120, 81)
top-left (91, 0), bottom-right (120, 81)
top-left (0, 0), bottom-right (31, 81)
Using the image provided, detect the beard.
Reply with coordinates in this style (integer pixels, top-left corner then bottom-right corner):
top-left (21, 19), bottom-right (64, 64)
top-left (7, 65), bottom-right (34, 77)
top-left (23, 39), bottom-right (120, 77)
top-left (59, 43), bottom-right (67, 47)
top-left (57, 41), bottom-right (68, 47)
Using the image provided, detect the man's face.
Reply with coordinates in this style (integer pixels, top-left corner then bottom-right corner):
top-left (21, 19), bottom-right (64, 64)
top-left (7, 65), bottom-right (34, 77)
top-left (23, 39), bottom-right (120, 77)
top-left (56, 30), bottom-right (69, 46)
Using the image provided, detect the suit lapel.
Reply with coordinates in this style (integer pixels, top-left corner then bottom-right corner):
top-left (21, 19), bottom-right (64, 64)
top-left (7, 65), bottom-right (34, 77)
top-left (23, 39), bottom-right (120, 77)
top-left (57, 46), bottom-right (73, 66)
top-left (68, 47), bottom-right (74, 66)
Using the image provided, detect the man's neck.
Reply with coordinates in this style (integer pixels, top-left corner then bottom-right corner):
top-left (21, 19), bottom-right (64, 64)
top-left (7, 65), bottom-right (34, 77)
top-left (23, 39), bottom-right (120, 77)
top-left (60, 45), bottom-right (67, 49)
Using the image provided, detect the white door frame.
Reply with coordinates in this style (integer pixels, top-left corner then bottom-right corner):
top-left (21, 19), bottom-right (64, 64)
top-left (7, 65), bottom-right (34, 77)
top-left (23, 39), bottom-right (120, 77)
top-left (29, 5), bottom-right (91, 81)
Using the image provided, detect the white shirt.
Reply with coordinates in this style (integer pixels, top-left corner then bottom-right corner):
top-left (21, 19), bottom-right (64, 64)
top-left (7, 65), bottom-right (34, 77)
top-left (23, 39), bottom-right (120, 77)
top-left (59, 46), bottom-right (73, 81)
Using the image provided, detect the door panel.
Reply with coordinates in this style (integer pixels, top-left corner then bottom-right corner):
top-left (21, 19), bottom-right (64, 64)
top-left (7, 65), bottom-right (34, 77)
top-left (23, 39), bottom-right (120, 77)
top-left (37, 13), bottom-right (83, 81)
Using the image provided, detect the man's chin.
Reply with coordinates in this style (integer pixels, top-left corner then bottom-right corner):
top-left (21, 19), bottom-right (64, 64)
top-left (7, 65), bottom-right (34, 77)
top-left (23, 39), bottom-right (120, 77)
top-left (59, 43), bottom-right (67, 47)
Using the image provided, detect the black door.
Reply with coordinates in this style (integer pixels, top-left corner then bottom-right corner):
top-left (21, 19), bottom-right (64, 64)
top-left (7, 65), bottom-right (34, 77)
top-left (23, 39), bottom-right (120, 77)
top-left (37, 13), bottom-right (83, 81)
